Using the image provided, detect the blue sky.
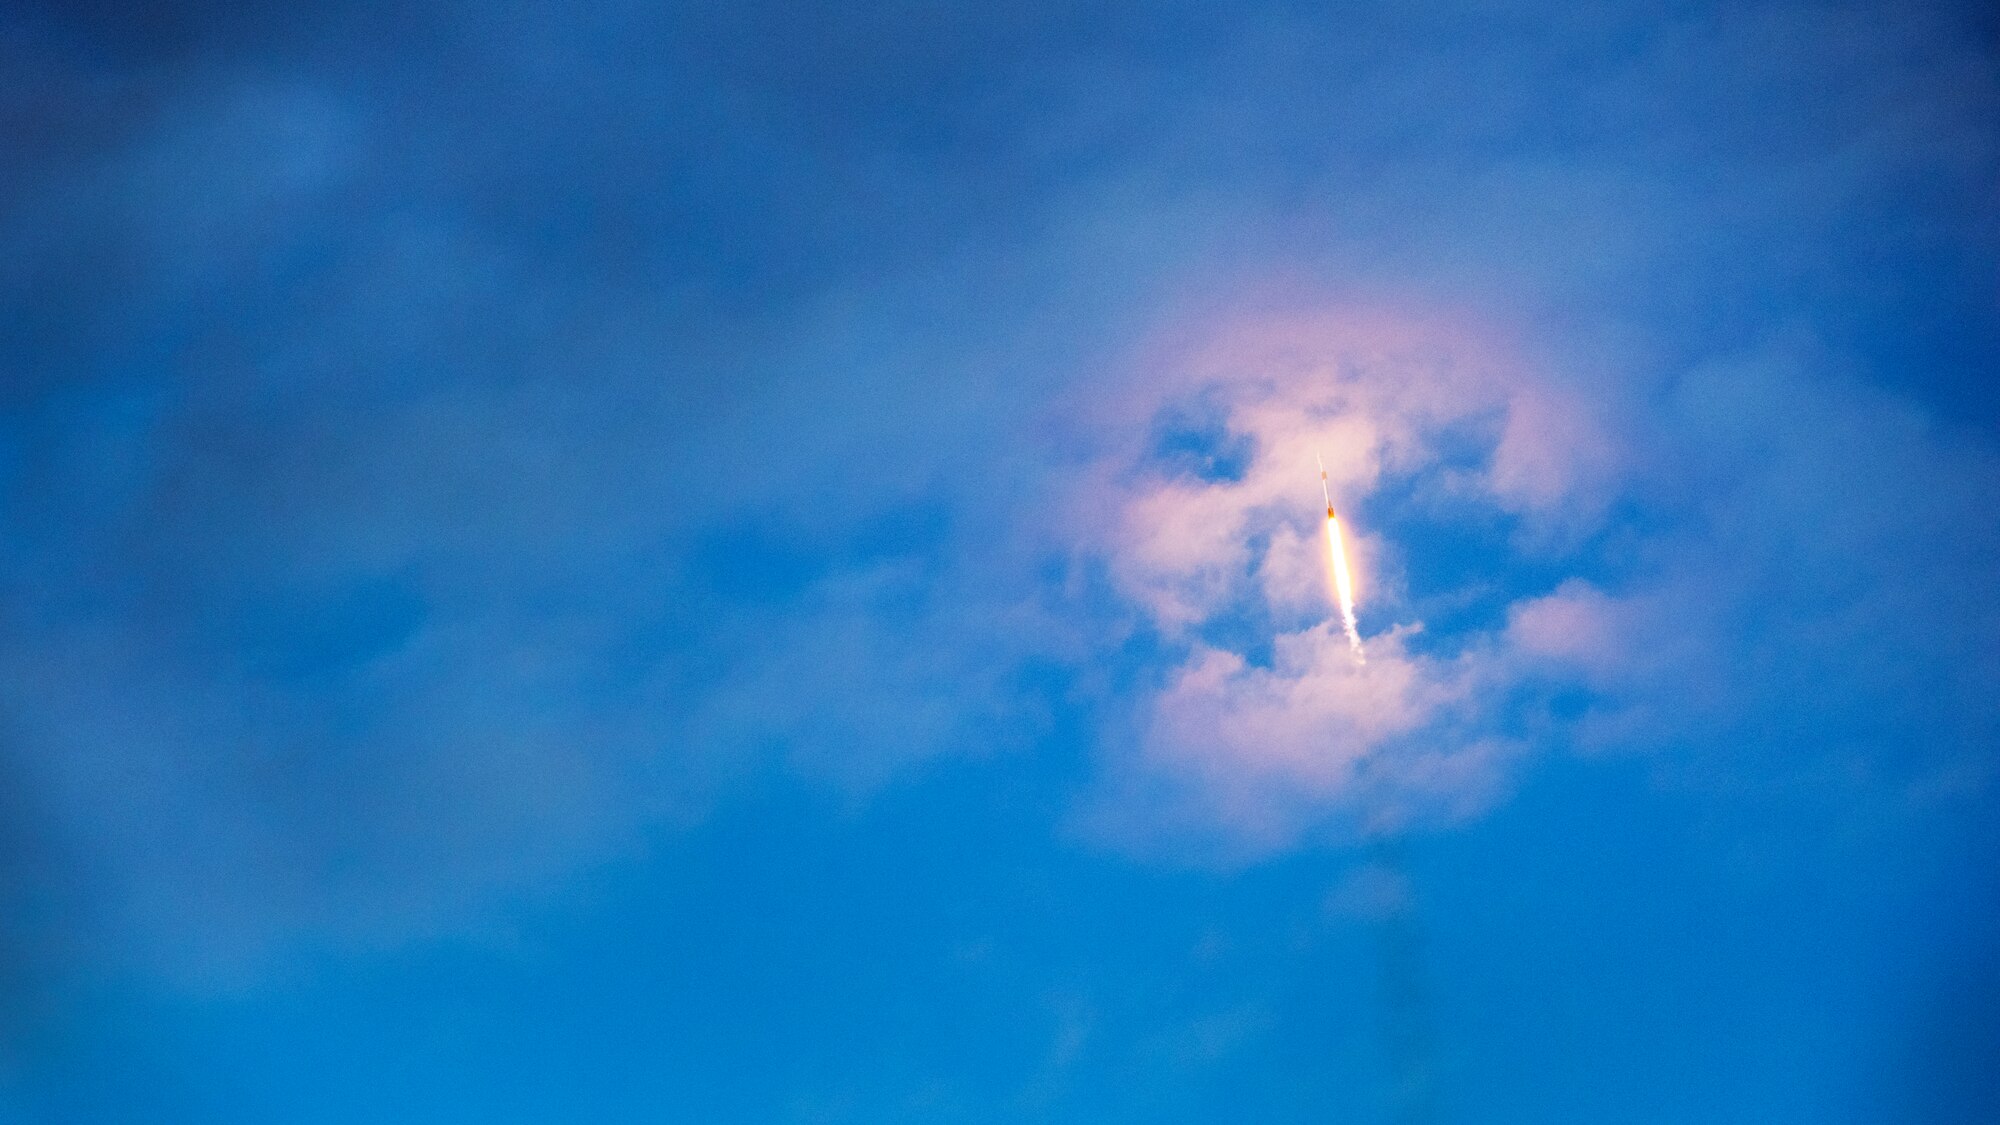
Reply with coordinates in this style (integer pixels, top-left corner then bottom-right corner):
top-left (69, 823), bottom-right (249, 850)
top-left (3, 1), bottom-right (1998, 1121)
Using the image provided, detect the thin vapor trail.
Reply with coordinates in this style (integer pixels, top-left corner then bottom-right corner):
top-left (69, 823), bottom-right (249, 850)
top-left (1370, 838), bottom-right (1439, 1125)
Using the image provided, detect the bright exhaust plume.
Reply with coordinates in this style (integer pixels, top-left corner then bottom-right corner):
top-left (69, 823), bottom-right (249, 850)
top-left (1327, 513), bottom-right (1365, 662)
top-left (1317, 450), bottom-right (1365, 663)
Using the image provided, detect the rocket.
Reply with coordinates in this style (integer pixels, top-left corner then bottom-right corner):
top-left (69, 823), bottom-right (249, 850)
top-left (1317, 446), bottom-right (1367, 662)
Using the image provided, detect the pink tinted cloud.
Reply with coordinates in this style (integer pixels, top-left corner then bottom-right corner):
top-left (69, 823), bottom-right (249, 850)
top-left (1136, 624), bottom-right (1514, 849)
top-left (1488, 382), bottom-right (1622, 527)
top-left (1073, 299), bottom-right (1616, 852)
top-left (1505, 579), bottom-right (1631, 678)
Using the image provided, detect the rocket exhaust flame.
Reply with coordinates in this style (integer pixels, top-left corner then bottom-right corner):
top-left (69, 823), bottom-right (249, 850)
top-left (1318, 451), bottom-right (1366, 663)
top-left (1328, 513), bottom-right (1365, 661)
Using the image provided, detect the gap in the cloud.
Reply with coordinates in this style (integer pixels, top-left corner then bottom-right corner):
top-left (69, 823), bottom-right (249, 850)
top-left (1352, 439), bottom-right (1643, 653)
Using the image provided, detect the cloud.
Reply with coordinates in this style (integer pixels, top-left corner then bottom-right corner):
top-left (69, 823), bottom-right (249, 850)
top-left (1067, 305), bottom-right (1583, 853)
top-left (1137, 625), bottom-right (1517, 849)
top-left (1512, 341), bottom-right (2000, 777)
top-left (0, 47), bottom-right (1064, 980)
top-left (1069, 301), bottom-right (2000, 855)
top-left (1505, 580), bottom-right (1634, 679)
top-left (1, 0), bottom-right (1995, 993)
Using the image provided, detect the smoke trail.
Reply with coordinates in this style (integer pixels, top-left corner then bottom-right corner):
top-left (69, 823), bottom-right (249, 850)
top-left (1369, 838), bottom-right (1439, 1125)
top-left (1327, 514), bottom-right (1366, 663)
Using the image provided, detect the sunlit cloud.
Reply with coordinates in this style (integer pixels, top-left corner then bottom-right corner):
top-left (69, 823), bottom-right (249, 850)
top-left (1070, 303), bottom-right (1611, 852)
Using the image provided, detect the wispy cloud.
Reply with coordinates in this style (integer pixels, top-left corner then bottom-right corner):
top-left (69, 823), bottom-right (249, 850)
top-left (2, 0), bottom-right (1995, 993)
top-left (1070, 300), bottom-right (2000, 855)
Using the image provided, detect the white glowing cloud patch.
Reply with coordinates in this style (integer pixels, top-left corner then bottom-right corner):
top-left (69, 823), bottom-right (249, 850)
top-left (1506, 580), bottom-right (1633, 677)
top-left (1150, 627), bottom-right (1436, 784)
top-left (1075, 304), bottom-right (1615, 852)
top-left (1128, 625), bottom-right (1518, 850)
